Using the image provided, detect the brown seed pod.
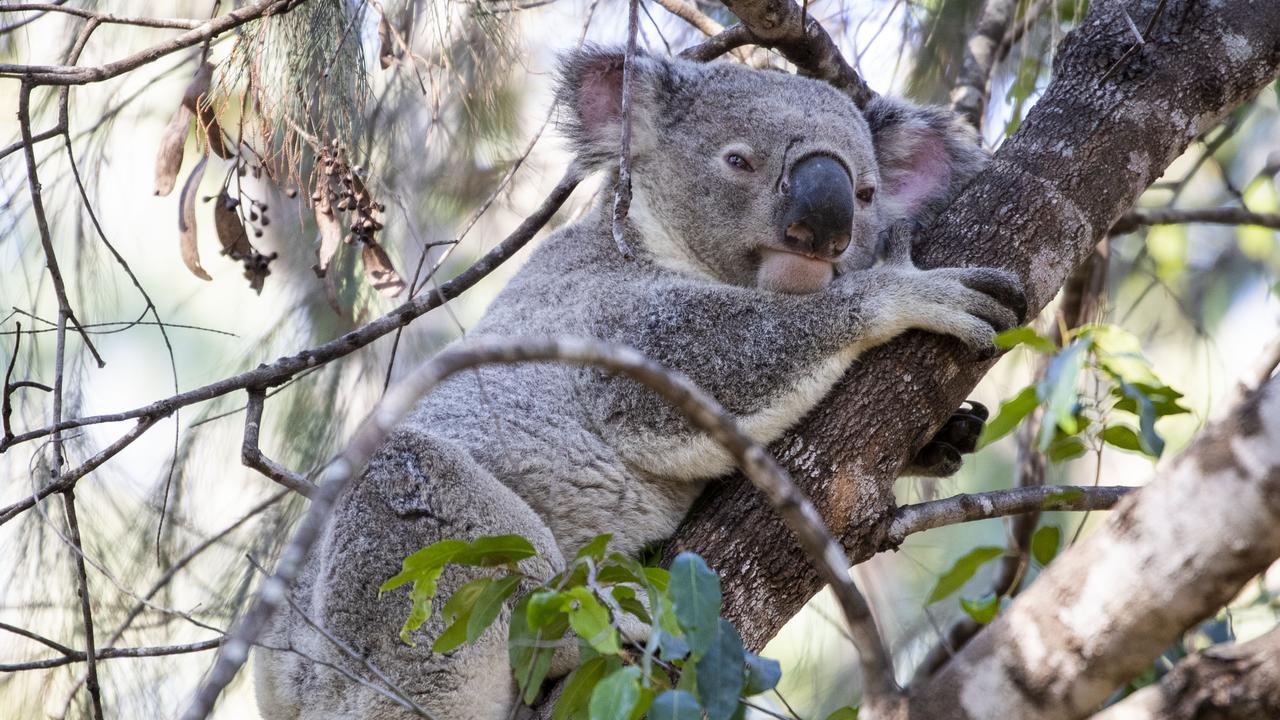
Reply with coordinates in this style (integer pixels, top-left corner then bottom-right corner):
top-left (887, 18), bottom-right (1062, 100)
top-left (361, 240), bottom-right (406, 298)
top-left (177, 155), bottom-right (213, 281)
top-left (154, 105), bottom-right (194, 196)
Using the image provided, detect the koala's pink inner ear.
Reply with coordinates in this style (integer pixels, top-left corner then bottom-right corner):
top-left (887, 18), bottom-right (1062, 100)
top-left (576, 57), bottom-right (626, 135)
top-left (880, 130), bottom-right (953, 218)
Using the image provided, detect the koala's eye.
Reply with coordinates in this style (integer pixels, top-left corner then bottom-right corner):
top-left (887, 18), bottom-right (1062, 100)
top-left (724, 153), bottom-right (755, 172)
top-left (856, 186), bottom-right (876, 203)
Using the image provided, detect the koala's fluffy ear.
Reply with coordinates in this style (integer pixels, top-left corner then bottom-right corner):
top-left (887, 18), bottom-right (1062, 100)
top-left (864, 96), bottom-right (989, 225)
top-left (557, 46), bottom-right (690, 170)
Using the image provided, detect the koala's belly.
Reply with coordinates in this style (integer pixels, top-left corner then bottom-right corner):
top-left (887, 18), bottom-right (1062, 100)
top-left (408, 367), bottom-right (706, 558)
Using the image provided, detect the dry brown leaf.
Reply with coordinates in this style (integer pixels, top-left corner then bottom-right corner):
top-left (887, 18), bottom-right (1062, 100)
top-left (177, 155), bottom-right (212, 281)
top-left (361, 241), bottom-right (406, 297)
top-left (154, 105), bottom-right (193, 196)
top-left (213, 191), bottom-right (254, 258)
top-left (182, 61), bottom-right (233, 159)
top-left (378, 16), bottom-right (396, 69)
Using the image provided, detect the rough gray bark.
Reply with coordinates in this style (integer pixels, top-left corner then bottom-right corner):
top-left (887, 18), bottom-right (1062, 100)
top-left (662, 0), bottom-right (1280, 654)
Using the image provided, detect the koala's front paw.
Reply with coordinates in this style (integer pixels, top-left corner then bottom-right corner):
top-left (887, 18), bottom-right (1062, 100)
top-left (916, 266), bottom-right (1026, 356)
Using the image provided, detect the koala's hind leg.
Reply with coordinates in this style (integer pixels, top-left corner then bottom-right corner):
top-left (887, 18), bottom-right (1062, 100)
top-left (256, 429), bottom-right (565, 720)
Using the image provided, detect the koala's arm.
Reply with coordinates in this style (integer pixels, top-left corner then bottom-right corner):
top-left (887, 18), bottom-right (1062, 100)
top-left (590, 253), bottom-right (1023, 480)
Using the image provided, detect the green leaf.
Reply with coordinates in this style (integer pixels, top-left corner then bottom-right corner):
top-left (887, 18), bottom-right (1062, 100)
top-left (1101, 424), bottom-right (1144, 453)
top-left (589, 666), bottom-right (642, 720)
top-left (643, 566), bottom-right (671, 594)
top-left (452, 534), bottom-right (539, 566)
top-left (567, 587), bottom-right (620, 655)
top-left (614, 593), bottom-right (653, 626)
top-left (396, 566), bottom-right (444, 645)
top-left (381, 539), bottom-right (467, 594)
top-left (528, 590), bottom-right (570, 629)
top-left (576, 534), bottom-right (614, 561)
top-left (1046, 435), bottom-right (1088, 463)
top-left (977, 385), bottom-right (1039, 448)
top-left (1112, 382), bottom-right (1190, 417)
top-left (431, 577), bottom-right (491, 653)
top-left (960, 593), bottom-right (1000, 625)
top-left (826, 708), bottom-right (860, 720)
top-left (695, 619), bottom-right (746, 720)
top-left (511, 593), bottom-right (570, 705)
top-left (1115, 380), bottom-right (1165, 458)
top-left (926, 546), bottom-right (1004, 604)
top-left (1031, 525), bottom-right (1062, 567)
top-left (1039, 340), bottom-right (1088, 449)
top-left (466, 574), bottom-right (522, 643)
top-left (554, 657), bottom-right (611, 720)
top-left (742, 652), bottom-right (782, 695)
top-left (994, 326), bottom-right (1056, 353)
top-left (669, 553), bottom-right (722, 659)
top-left (656, 629), bottom-right (690, 661)
top-left (649, 690), bottom-right (702, 720)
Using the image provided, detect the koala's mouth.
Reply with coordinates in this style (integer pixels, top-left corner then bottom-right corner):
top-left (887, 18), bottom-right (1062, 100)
top-left (755, 248), bottom-right (836, 295)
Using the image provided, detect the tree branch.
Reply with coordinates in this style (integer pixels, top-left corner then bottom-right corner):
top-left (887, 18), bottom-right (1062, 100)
top-left (1110, 206), bottom-right (1280, 234)
top-left (1091, 627), bottom-right (1280, 720)
top-left (951, 0), bottom-right (1020, 130)
top-left (717, 0), bottom-right (874, 107)
top-left (910, 375), bottom-right (1280, 718)
top-left (885, 485), bottom-right (1132, 546)
top-left (241, 388), bottom-right (316, 496)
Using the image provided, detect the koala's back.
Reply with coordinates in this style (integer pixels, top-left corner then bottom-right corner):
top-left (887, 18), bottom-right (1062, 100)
top-left (403, 215), bottom-right (708, 558)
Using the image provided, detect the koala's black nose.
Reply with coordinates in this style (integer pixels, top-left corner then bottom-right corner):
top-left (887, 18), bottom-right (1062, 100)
top-left (781, 154), bottom-right (854, 258)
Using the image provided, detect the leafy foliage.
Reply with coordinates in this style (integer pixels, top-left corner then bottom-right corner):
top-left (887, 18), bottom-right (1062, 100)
top-left (383, 535), bottom-right (787, 718)
top-left (980, 324), bottom-right (1190, 460)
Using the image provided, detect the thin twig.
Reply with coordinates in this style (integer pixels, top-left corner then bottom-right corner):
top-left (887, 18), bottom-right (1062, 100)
top-left (0, 638), bottom-right (223, 672)
top-left (61, 489), bottom-right (104, 719)
top-left (1110, 206), bottom-right (1280, 234)
top-left (241, 388), bottom-right (316, 496)
top-left (886, 485), bottom-right (1133, 546)
top-left (610, 0), bottom-right (640, 259)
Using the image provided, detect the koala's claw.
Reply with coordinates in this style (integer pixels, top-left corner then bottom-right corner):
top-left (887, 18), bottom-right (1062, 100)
top-left (907, 400), bottom-right (989, 476)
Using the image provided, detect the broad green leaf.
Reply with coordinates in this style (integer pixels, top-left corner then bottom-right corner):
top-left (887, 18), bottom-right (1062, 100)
top-left (649, 690), bottom-right (702, 720)
top-left (576, 533), bottom-right (614, 561)
top-left (1112, 382), bottom-right (1190, 417)
top-left (643, 566), bottom-right (671, 593)
top-left (396, 539), bottom-right (468, 576)
top-left (466, 574), bottom-right (522, 643)
top-left (826, 708), bottom-right (860, 720)
top-left (589, 666), bottom-right (641, 720)
top-left (1039, 340), bottom-right (1088, 449)
top-left (994, 326), bottom-right (1056, 353)
top-left (669, 553), bottom-right (721, 658)
top-left (554, 657), bottom-right (611, 720)
top-left (431, 577), bottom-right (491, 653)
top-left (452, 534), bottom-right (538, 566)
top-left (695, 619), bottom-right (746, 720)
top-left (1046, 435), bottom-right (1088, 463)
top-left (656, 629), bottom-right (690, 661)
top-left (567, 587), bottom-right (620, 655)
top-left (614, 591), bottom-right (652, 626)
top-left (528, 590), bottom-right (570, 629)
top-left (511, 594), bottom-right (570, 704)
top-left (977, 385), bottom-right (1038, 448)
top-left (629, 688), bottom-right (655, 720)
top-left (1101, 424), bottom-right (1144, 453)
top-left (926, 547), bottom-right (1004, 604)
top-left (960, 593), bottom-right (1000, 625)
top-left (742, 652), bottom-right (782, 695)
top-left (1031, 525), bottom-right (1062, 566)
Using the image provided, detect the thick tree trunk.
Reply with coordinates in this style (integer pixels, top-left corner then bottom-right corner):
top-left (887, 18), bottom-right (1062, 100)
top-left (663, 0), bottom-right (1280, 653)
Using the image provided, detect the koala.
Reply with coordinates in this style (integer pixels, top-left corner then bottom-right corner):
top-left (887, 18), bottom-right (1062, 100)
top-left (254, 47), bottom-right (1023, 720)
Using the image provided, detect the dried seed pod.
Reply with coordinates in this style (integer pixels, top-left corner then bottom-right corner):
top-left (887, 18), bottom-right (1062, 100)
top-left (154, 105), bottom-right (194, 196)
top-left (214, 190), bottom-right (254, 259)
top-left (361, 240), bottom-right (405, 297)
top-left (178, 155), bottom-right (213, 281)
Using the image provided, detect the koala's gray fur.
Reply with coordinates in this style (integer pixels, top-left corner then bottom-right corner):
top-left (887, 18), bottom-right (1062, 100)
top-left (255, 47), bottom-right (1021, 720)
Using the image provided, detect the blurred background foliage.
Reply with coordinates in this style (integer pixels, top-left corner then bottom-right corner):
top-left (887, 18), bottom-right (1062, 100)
top-left (0, 0), bottom-right (1278, 717)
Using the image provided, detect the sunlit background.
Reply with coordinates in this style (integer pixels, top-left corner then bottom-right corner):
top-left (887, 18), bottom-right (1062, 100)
top-left (2, 0), bottom-right (1278, 717)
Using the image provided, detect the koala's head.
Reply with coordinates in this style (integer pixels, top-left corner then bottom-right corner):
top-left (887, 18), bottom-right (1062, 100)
top-left (558, 47), bottom-right (986, 294)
